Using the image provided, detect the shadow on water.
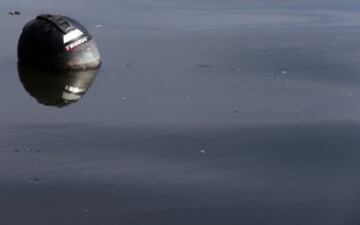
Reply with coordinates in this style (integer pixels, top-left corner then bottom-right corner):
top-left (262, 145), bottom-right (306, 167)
top-left (17, 63), bottom-right (99, 107)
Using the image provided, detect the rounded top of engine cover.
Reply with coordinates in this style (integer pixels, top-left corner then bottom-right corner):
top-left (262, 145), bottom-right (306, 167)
top-left (18, 14), bottom-right (101, 70)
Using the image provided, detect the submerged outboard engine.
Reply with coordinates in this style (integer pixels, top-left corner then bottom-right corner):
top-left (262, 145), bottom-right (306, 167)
top-left (18, 14), bottom-right (101, 70)
top-left (17, 14), bottom-right (101, 107)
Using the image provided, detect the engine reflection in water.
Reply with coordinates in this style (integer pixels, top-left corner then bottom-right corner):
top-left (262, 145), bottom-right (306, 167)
top-left (17, 63), bottom-right (99, 107)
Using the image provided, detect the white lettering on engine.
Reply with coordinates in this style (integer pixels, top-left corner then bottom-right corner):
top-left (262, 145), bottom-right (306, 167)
top-left (65, 36), bottom-right (88, 51)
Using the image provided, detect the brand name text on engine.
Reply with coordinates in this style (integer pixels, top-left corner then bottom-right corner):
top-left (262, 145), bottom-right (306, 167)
top-left (65, 37), bottom-right (88, 51)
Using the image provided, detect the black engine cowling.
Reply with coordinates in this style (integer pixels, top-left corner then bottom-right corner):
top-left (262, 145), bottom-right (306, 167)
top-left (18, 14), bottom-right (101, 70)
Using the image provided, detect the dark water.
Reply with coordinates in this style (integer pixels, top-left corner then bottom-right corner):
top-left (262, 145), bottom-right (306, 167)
top-left (1, 0), bottom-right (360, 224)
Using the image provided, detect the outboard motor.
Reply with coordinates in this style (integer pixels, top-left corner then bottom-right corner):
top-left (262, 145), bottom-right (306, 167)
top-left (18, 14), bottom-right (101, 70)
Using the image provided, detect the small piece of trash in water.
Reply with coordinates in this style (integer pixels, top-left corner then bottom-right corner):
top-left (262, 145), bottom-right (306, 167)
top-left (347, 93), bottom-right (353, 97)
top-left (121, 97), bottom-right (126, 101)
top-left (28, 148), bottom-right (42, 152)
top-left (233, 110), bottom-right (239, 114)
top-left (83, 208), bottom-right (91, 214)
top-left (9, 11), bottom-right (20, 15)
top-left (285, 84), bottom-right (291, 88)
top-left (200, 149), bottom-right (206, 154)
top-left (198, 64), bottom-right (212, 68)
top-left (25, 147), bottom-right (42, 152)
top-left (94, 24), bottom-right (104, 28)
top-left (281, 70), bottom-right (288, 74)
top-left (30, 176), bottom-right (46, 183)
top-left (13, 148), bottom-right (42, 152)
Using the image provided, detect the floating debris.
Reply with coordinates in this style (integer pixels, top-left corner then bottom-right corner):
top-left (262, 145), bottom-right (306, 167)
top-left (83, 208), bottom-right (91, 214)
top-left (121, 97), bottom-right (126, 101)
top-left (347, 93), bottom-right (353, 97)
top-left (200, 149), bottom-right (206, 154)
top-left (9, 11), bottom-right (21, 15)
top-left (233, 110), bottom-right (239, 114)
top-left (198, 64), bottom-right (212, 68)
top-left (94, 24), bottom-right (104, 28)
top-left (30, 176), bottom-right (46, 183)
top-left (281, 70), bottom-right (288, 74)
top-left (13, 147), bottom-right (42, 152)
top-left (285, 84), bottom-right (291, 88)
top-left (28, 148), bottom-right (42, 152)
top-left (24, 147), bottom-right (42, 152)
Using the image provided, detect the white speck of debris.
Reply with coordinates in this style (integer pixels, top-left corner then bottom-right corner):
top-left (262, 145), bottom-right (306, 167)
top-left (200, 149), bottom-right (206, 154)
top-left (281, 70), bottom-right (288, 74)
top-left (269, 51), bottom-right (274, 55)
top-left (285, 84), bottom-right (291, 88)
top-left (121, 97), bottom-right (126, 101)
top-left (31, 176), bottom-right (46, 183)
top-left (347, 93), bottom-right (353, 97)
top-left (8, 11), bottom-right (20, 15)
top-left (94, 24), bottom-right (104, 28)
top-left (84, 208), bottom-right (91, 214)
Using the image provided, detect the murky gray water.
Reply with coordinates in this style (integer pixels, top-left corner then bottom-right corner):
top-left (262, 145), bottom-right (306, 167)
top-left (1, 0), bottom-right (360, 224)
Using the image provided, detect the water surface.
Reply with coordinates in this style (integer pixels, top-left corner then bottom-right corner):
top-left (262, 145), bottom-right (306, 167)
top-left (1, 0), bottom-right (360, 224)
